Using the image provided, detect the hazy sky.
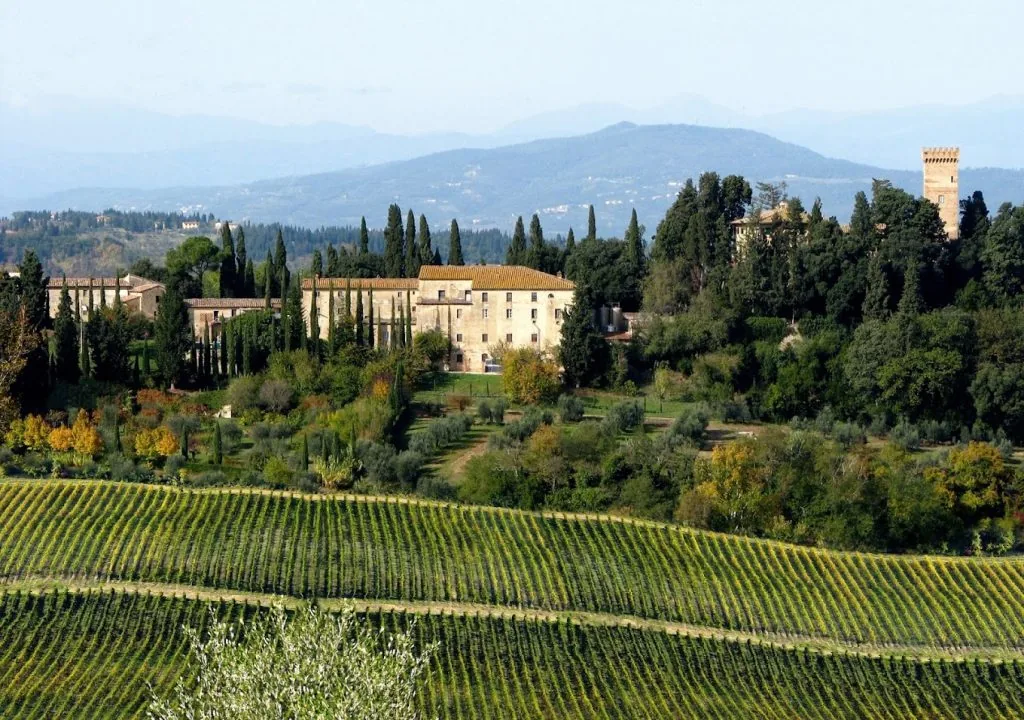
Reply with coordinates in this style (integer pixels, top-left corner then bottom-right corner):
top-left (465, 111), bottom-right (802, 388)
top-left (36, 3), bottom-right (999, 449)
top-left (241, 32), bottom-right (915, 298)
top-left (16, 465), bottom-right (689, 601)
top-left (2, 0), bottom-right (1022, 134)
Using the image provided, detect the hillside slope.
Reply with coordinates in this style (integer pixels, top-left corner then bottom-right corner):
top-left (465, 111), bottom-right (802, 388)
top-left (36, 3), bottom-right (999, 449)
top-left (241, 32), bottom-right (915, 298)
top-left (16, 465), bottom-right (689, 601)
top-left (15, 123), bottom-right (1024, 234)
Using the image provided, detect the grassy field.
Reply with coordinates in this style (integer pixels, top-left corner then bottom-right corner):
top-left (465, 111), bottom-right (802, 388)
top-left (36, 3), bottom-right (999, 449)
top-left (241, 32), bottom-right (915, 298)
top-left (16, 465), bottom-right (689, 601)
top-left (2, 587), bottom-right (1023, 720)
top-left (4, 480), bottom-right (1024, 653)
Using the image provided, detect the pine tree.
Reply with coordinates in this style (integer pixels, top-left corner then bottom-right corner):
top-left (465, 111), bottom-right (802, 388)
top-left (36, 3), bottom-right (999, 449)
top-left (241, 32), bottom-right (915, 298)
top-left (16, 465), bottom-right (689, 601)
top-left (527, 214), bottom-right (545, 270)
top-left (507, 216), bottom-right (527, 265)
top-left (219, 222), bottom-right (237, 298)
top-left (153, 285), bottom-right (191, 388)
top-left (235, 227), bottom-right (248, 296)
top-left (448, 219), bottom-right (464, 266)
top-left (384, 204), bottom-right (405, 277)
top-left (359, 217), bottom-right (370, 255)
top-left (355, 289), bottom-right (364, 346)
top-left (418, 214), bottom-right (434, 266)
top-left (212, 422), bottom-right (223, 465)
top-left (587, 205), bottom-right (597, 243)
top-left (405, 209), bottom-right (419, 278)
top-left (52, 278), bottom-right (80, 384)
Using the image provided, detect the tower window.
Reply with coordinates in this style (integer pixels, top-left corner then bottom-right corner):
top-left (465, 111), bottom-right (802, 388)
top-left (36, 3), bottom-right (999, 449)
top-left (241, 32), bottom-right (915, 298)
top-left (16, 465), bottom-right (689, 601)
top-left (938, 195), bottom-right (945, 206)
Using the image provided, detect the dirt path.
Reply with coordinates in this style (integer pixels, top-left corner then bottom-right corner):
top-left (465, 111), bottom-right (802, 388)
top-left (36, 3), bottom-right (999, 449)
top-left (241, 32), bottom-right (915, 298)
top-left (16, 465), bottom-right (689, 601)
top-left (4, 576), bottom-right (1021, 663)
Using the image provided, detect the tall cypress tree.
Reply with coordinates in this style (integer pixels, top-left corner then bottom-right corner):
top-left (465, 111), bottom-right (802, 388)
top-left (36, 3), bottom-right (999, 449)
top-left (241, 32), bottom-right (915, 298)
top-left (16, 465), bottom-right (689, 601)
top-left (212, 422), bottom-right (223, 465)
top-left (218, 329), bottom-right (227, 376)
top-left (311, 249), bottom-right (324, 277)
top-left (448, 219), bottom-right (464, 266)
top-left (327, 286), bottom-right (337, 354)
top-left (153, 284), bottom-right (191, 388)
top-left (219, 222), bottom-right (237, 298)
top-left (263, 261), bottom-right (273, 309)
top-left (405, 290), bottom-right (413, 346)
top-left (587, 204), bottom-right (597, 243)
top-left (390, 297), bottom-right (397, 349)
top-left (565, 227), bottom-right (576, 254)
top-left (384, 204), bottom-right (405, 277)
top-left (326, 244), bottom-right (340, 277)
top-left (99, 278), bottom-right (107, 309)
top-left (281, 270), bottom-right (291, 352)
top-left (355, 287), bottom-right (364, 346)
top-left (527, 214), bottom-right (545, 270)
top-left (309, 279), bottom-right (321, 358)
top-left (17, 249), bottom-right (48, 330)
top-left (507, 216), bottom-right (527, 265)
top-left (367, 288), bottom-right (375, 349)
top-left (52, 277), bottom-right (79, 384)
top-left (288, 274), bottom-right (305, 352)
top-left (359, 217), bottom-right (370, 255)
top-left (79, 321), bottom-right (91, 378)
top-left (405, 209), bottom-right (419, 278)
top-left (244, 260), bottom-right (256, 299)
top-left (624, 208), bottom-right (645, 275)
top-left (273, 229), bottom-right (288, 291)
top-left (235, 227), bottom-right (248, 296)
top-left (418, 215), bottom-right (434, 267)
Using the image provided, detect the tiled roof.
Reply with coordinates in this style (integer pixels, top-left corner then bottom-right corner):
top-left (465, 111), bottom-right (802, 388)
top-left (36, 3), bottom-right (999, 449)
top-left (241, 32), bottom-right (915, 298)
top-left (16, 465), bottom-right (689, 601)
top-left (185, 298), bottom-right (281, 309)
top-left (47, 275), bottom-right (162, 290)
top-left (301, 277), bottom-right (419, 290)
top-left (417, 265), bottom-right (575, 290)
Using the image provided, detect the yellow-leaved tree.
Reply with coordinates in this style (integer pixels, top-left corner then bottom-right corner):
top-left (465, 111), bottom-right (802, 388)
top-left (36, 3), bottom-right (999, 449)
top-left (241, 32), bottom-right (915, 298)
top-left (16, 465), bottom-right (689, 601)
top-left (70, 411), bottom-right (103, 460)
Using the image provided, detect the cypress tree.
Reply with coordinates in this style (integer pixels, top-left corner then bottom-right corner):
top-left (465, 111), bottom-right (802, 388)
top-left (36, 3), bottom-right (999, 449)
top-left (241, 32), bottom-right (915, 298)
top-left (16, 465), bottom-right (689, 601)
top-left (153, 285), bottom-right (190, 388)
top-left (327, 287), bottom-right (337, 354)
top-left (587, 204), bottom-right (597, 242)
top-left (212, 422), bottom-right (223, 465)
top-left (53, 277), bottom-right (80, 384)
top-left (432, 248), bottom-right (442, 266)
top-left (235, 227), bottom-right (248, 296)
top-left (242, 330), bottom-right (252, 375)
top-left (273, 229), bottom-right (288, 284)
top-left (405, 209), bottom-right (419, 278)
top-left (390, 297), bottom-right (397, 349)
top-left (565, 227), bottom-right (576, 253)
top-left (367, 288), bottom-right (375, 349)
top-left (418, 214), bottom-right (434, 267)
top-left (225, 324), bottom-right (235, 377)
top-left (301, 433), bottom-right (309, 472)
top-left (219, 222), bottom-right (237, 298)
top-left (263, 261), bottom-right (273, 309)
top-left (398, 303), bottom-right (406, 348)
top-left (288, 274), bottom-right (305, 352)
top-left (244, 259), bottom-right (255, 299)
top-left (384, 204), bottom-right (405, 277)
top-left (281, 270), bottom-right (291, 352)
top-left (898, 259), bottom-right (923, 315)
top-left (218, 330), bottom-right (227, 376)
top-left (142, 339), bottom-right (151, 377)
top-left (309, 279), bottom-right (320, 358)
top-left (79, 322), bottom-right (91, 378)
top-left (448, 219), bottom-right (464, 266)
top-left (326, 244), bottom-right (340, 277)
top-left (507, 216), bottom-right (526, 265)
top-left (405, 290), bottom-right (413, 345)
top-left (311, 249), bottom-right (324, 276)
top-left (624, 208), bottom-right (645, 274)
top-left (345, 278), bottom-right (352, 318)
top-left (99, 278), bottom-right (107, 309)
top-left (359, 217), bottom-right (370, 255)
top-left (181, 426), bottom-right (189, 459)
top-left (527, 214), bottom-right (545, 270)
top-left (355, 288), bottom-right (364, 346)
top-left (74, 286), bottom-right (81, 324)
top-left (203, 323), bottom-right (212, 383)
top-left (113, 414), bottom-right (122, 454)
top-left (17, 249), bottom-right (49, 330)
top-left (87, 279), bottom-right (95, 316)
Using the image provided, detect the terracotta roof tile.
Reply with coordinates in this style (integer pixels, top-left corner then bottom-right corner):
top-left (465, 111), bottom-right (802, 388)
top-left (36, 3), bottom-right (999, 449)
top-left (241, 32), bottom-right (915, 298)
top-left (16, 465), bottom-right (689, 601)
top-left (301, 277), bottom-right (419, 290)
top-left (185, 298), bottom-right (281, 309)
top-left (417, 265), bottom-right (575, 290)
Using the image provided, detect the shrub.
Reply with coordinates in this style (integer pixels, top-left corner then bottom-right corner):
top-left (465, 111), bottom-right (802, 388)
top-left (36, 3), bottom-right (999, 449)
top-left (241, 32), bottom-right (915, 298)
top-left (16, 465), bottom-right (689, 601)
top-left (447, 393), bottom-right (471, 412)
top-left (602, 400), bottom-right (645, 434)
top-left (890, 419), bottom-right (921, 451)
top-left (832, 422), bottom-right (867, 448)
top-left (394, 450), bottom-right (424, 489)
top-left (652, 367), bottom-right (687, 401)
top-left (262, 456), bottom-right (293, 487)
top-left (227, 376), bottom-right (262, 414)
top-left (502, 348), bottom-right (560, 405)
top-left (476, 399), bottom-right (493, 424)
top-left (491, 408), bottom-right (552, 448)
top-left (259, 379), bottom-right (296, 413)
top-left (359, 442), bottom-right (398, 486)
top-left (745, 316), bottom-right (789, 343)
top-left (665, 406), bottom-right (709, 446)
top-left (408, 414), bottom-right (473, 457)
top-left (416, 475), bottom-right (457, 501)
top-left (135, 425), bottom-right (178, 459)
top-left (490, 398), bottom-right (506, 425)
top-left (557, 395), bottom-right (585, 423)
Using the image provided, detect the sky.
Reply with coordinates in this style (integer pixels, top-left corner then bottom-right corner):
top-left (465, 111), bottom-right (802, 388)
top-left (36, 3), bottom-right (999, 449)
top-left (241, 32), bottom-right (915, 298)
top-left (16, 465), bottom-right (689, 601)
top-left (1, 0), bottom-right (1023, 135)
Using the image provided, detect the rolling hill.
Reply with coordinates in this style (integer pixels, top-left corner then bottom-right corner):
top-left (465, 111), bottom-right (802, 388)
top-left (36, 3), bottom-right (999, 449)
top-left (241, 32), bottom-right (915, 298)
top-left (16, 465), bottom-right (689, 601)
top-left (14, 123), bottom-right (1024, 235)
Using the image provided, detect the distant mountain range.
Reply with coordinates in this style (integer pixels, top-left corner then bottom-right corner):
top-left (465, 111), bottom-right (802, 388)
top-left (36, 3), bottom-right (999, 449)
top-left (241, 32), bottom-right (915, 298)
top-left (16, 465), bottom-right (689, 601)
top-left (10, 122), bottom-right (1024, 235)
top-left (3, 94), bottom-right (1024, 203)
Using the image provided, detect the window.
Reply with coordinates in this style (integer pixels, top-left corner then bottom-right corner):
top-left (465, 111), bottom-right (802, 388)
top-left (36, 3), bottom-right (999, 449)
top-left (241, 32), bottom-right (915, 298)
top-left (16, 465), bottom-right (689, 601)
top-left (505, 333), bottom-right (513, 343)
top-left (555, 308), bottom-right (562, 320)
top-left (482, 353), bottom-right (489, 363)
top-left (531, 333), bottom-right (538, 343)
top-left (438, 290), bottom-right (446, 300)
top-left (456, 333), bottom-right (463, 342)
top-left (482, 292), bottom-right (488, 302)
top-left (506, 292), bottom-right (513, 302)
top-left (213, 310), bottom-right (219, 319)
top-left (482, 333), bottom-right (488, 342)
top-left (456, 308), bottom-right (462, 319)
top-left (531, 292), bottom-right (537, 302)
top-left (938, 195), bottom-right (946, 206)
top-left (530, 309), bottom-right (538, 320)
top-left (464, 290), bottom-right (472, 301)
top-left (506, 308), bottom-right (513, 319)
top-left (483, 308), bottom-right (489, 319)
top-left (455, 353), bottom-right (463, 364)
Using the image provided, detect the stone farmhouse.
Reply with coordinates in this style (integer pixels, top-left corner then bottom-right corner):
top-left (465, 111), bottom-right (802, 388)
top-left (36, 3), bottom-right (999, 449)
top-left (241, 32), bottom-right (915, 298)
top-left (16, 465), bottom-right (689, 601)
top-left (302, 265), bottom-right (575, 373)
top-left (185, 297), bottom-right (282, 336)
top-left (46, 274), bottom-right (165, 321)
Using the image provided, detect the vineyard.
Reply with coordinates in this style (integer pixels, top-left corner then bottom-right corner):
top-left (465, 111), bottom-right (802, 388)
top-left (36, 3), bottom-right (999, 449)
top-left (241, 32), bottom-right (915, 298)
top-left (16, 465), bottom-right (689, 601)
top-left (2, 480), bottom-right (1024, 651)
top-left (2, 588), bottom-right (1024, 720)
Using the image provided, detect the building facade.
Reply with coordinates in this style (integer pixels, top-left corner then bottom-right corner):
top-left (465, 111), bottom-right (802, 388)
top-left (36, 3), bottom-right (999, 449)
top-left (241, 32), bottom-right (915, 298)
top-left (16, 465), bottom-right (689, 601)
top-left (46, 274), bottom-right (165, 321)
top-left (185, 298), bottom-right (281, 336)
top-left (302, 265), bottom-right (575, 372)
top-left (922, 147), bottom-right (960, 240)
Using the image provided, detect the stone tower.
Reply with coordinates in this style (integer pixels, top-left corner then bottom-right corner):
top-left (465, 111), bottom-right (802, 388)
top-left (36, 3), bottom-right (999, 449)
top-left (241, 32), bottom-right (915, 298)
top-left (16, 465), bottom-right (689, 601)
top-left (922, 147), bottom-right (960, 240)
